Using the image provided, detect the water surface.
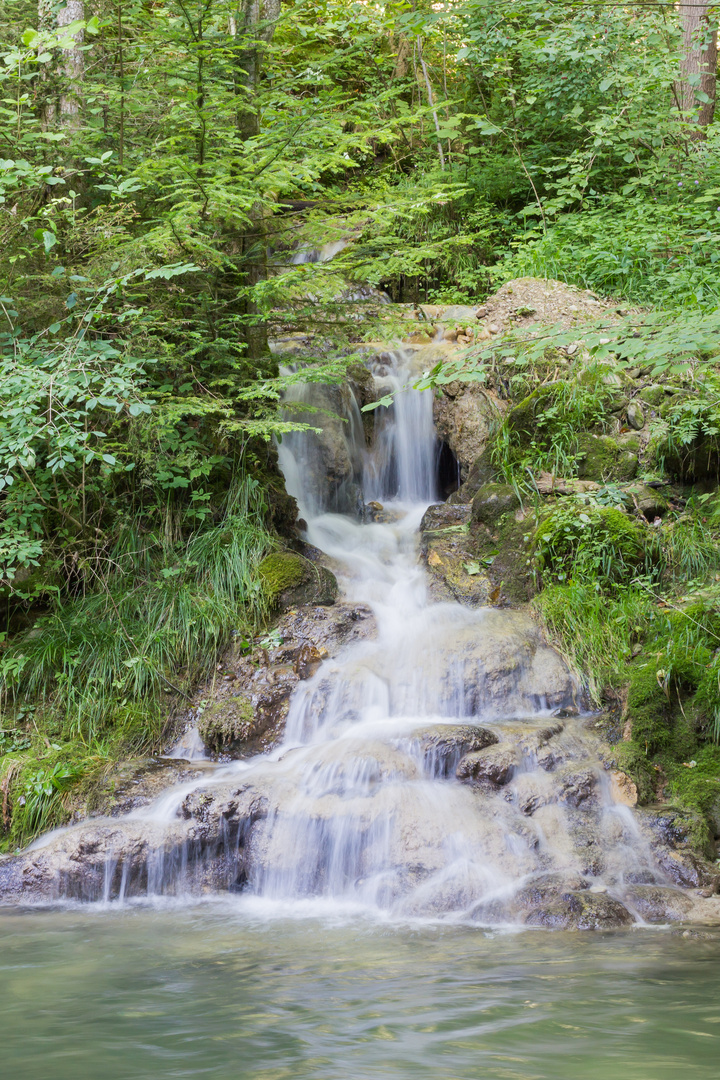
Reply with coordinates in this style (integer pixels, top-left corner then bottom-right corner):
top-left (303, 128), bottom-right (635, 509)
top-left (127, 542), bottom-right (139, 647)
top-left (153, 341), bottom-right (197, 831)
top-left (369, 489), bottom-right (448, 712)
top-left (3, 903), bottom-right (719, 1080)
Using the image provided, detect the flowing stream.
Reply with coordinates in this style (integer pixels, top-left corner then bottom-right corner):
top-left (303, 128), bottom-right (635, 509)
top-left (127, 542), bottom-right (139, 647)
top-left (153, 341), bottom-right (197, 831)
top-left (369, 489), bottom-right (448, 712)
top-left (2, 350), bottom-right (719, 1077)
top-left (2, 351), bottom-right (680, 920)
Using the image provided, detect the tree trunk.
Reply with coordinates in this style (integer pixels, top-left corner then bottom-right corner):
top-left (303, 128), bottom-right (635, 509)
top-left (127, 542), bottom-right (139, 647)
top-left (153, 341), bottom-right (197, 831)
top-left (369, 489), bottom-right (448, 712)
top-left (677, 2), bottom-right (718, 130)
top-left (38, 0), bottom-right (85, 129)
top-left (234, 0), bottom-right (281, 140)
top-left (229, 0), bottom-right (281, 364)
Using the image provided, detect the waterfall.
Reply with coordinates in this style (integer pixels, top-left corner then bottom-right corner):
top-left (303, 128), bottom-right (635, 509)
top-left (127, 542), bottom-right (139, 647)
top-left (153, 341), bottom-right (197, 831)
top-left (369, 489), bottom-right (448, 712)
top-left (4, 351), bottom-right (682, 928)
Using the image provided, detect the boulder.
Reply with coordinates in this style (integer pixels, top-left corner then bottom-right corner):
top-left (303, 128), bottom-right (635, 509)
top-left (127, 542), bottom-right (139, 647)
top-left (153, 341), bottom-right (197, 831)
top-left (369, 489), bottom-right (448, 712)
top-left (433, 382), bottom-right (505, 476)
top-left (524, 890), bottom-right (634, 930)
top-left (471, 482), bottom-right (521, 527)
top-left (457, 745), bottom-right (515, 787)
top-left (576, 433), bottom-right (639, 482)
top-left (626, 401), bottom-right (645, 430)
top-left (258, 552), bottom-right (338, 610)
top-left (625, 884), bottom-right (696, 923)
top-left (419, 503), bottom-right (494, 606)
top-left (409, 724), bottom-right (499, 778)
top-left (187, 602), bottom-right (377, 757)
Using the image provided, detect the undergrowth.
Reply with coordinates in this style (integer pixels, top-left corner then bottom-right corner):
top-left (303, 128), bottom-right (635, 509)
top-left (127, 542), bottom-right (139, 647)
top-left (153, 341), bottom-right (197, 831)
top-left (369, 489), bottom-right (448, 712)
top-left (0, 473), bottom-right (273, 848)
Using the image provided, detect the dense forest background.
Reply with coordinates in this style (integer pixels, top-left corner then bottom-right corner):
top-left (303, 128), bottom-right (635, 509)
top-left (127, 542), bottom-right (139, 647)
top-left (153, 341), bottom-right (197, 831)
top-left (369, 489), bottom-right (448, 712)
top-left (1, 0), bottom-right (720, 846)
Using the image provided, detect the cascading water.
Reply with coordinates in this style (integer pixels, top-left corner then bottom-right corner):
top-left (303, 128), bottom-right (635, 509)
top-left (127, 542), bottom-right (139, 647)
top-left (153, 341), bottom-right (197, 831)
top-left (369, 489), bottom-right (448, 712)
top-left (1, 350), bottom-right (685, 927)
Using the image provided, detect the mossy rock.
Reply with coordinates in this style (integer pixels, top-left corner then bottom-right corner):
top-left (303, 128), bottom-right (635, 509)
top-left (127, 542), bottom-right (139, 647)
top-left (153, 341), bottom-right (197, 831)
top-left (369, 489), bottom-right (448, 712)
top-left (448, 447), bottom-right (499, 504)
top-left (472, 511), bottom-right (539, 603)
top-left (258, 552), bottom-right (338, 610)
top-left (198, 695), bottom-right (257, 753)
top-left (506, 385), bottom-right (560, 445)
top-left (533, 504), bottom-right (648, 585)
top-left (576, 433), bottom-right (638, 482)
top-left (471, 483), bottom-right (521, 526)
top-left (639, 384), bottom-right (670, 408)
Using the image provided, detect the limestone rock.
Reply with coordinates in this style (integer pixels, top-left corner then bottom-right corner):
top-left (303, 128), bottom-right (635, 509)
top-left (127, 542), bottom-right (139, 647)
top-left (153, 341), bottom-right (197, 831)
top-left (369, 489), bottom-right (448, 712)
top-left (186, 602), bottom-right (377, 757)
top-left (471, 483), bottom-right (521, 527)
top-left (419, 503), bottom-right (494, 607)
top-left (626, 884), bottom-right (696, 923)
top-left (410, 724), bottom-right (499, 778)
top-left (457, 745), bottom-right (515, 787)
top-left (524, 890), bottom-right (634, 930)
top-left (610, 770), bottom-right (638, 807)
top-left (433, 382), bottom-right (505, 476)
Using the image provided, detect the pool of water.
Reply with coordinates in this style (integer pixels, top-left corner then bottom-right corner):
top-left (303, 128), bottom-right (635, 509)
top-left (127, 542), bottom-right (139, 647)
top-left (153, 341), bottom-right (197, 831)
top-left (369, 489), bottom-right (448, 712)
top-left (3, 900), bottom-right (720, 1080)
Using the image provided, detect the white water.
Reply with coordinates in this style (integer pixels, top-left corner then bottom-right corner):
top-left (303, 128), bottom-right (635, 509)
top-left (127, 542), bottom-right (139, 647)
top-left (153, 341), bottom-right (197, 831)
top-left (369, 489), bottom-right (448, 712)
top-left (11, 351), bottom-right (675, 924)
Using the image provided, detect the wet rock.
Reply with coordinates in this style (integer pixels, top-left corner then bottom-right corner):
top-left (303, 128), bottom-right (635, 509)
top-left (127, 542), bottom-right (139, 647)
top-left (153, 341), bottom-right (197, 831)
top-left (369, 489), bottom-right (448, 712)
top-left (524, 890), bottom-right (634, 930)
top-left (436, 610), bottom-right (577, 715)
top-left (186, 603), bottom-right (378, 757)
top-left (558, 770), bottom-right (597, 808)
top-left (457, 745), bottom-right (515, 787)
top-left (419, 503), bottom-right (493, 607)
top-left (471, 483), bottom-right (521, 527)
top-left (640, 807), bottom-right (718, 888)
top-left (626, 884), bottom-right (696, 923)
top-left (88, 758), bottom-right (210, 818)
top-left (610, 770), bottom-right (638, 808)
top-left (410, 725), bottom-right (499, 778)
top-left (275, 602), bottom-right (377, 657)
top-left (433, 382), bottom-right (505, 476)
top-left (258, 552), bottom-right (338, 610)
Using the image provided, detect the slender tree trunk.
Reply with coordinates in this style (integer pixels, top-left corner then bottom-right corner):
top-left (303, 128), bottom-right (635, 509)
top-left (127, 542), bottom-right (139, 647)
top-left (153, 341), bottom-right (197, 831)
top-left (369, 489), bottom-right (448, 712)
top-left (37, 0), bottom-right (56, 128)
top-left (677, 2), bottom-right (718, 130)
top-left (38, 0), bottom-right (85, 129)
top-left (229, 0), bottom-right (281, 364)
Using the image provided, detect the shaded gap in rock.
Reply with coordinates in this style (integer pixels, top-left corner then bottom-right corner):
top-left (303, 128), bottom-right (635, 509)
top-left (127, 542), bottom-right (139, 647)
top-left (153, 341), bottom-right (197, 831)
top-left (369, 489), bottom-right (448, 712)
top-left (436, 440), bottom-right (460, 499)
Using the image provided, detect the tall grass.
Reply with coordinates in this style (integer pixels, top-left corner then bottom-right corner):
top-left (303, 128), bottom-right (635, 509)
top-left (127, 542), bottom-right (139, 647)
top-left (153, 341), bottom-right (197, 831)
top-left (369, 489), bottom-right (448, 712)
top-left (535, 582), bottom-right (654, 705)
top-left (0, 473), bottom-right (272, 744)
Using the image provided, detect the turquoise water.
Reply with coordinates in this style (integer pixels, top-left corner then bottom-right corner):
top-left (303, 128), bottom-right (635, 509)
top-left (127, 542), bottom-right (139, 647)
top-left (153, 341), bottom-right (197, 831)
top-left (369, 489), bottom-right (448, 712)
top-left (2, 902), bottom-right (720, 1080)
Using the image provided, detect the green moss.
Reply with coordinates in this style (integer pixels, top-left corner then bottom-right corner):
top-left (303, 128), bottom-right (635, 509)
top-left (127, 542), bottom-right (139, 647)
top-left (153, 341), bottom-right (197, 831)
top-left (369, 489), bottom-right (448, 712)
top-left (257, 551), bottom-right (338, 609)
top-left (506, 385), bottom-right (561, 446)
top-left (258, 552), bottom-right (307, 602)
top-left (534, 503), bottom-right (648, 585)
top-left (665, 745), bottom-right (720, 853)
top-left (473, 511), bottom-right (540, 602)
top-left (576, 433), bottom-right (638, 482)
top-left (471, 483), bottom-right (521, 526)
top-left (197, 694), bottom-right (256, 753)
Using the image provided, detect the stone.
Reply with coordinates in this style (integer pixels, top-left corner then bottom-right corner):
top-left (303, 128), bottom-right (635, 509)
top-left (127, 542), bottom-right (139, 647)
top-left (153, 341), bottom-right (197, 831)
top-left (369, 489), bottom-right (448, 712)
top-left (419, 503), bottom-right (494, 607)
top-left (433, 382), bottom-right (505, 475)
top-left (576, 434), bottom-right (639, 482)
top-left (447, 447), bottom-right (499, 504)
top-left (626, 402), bottom-right (645, 430)
top-left (626, 884), bottom-right (696, 923)
top-left (639, 384), bottom-right (667, 408)
top-left (183, 602), bottom-right (377, 757)
top-left (258, 552), bottom-right (338, 610)
top-left (410, 725), bottom-right (499, 778)
top-left (471, 483), bottom-right (521, 527)
top-left (610, 770), bottom-right (638, 807)
top-left (524, 890), bottom-right (634, 930)
top-left (457, 745), bottom-right (515, 787)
